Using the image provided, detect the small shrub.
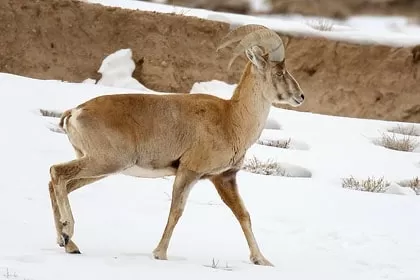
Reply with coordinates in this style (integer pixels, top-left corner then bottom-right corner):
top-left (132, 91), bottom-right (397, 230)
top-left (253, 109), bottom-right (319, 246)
top-left (242, 156), bottom-right (287, 176)
top-left (204, 258), bottom-right (233, 271)
top-left (388, 125), bottom-right (420, 137)
top-left (211, 258), bottom-right (219, 269)
top-left (341, 176), bottom-right (390, 193)
top-left (2, 268), bottom-right (20, 279)
top-left (257, 138), bottom-right (291, 149)
top-left (374, 133), bottom-right (418, 152)
top-left (398, 177), bottom-right (420, 195)
top-left (307, 19), bottom-right (334, 31)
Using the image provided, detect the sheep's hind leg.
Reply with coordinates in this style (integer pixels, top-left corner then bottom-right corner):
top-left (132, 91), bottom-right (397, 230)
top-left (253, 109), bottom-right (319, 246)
top-left (153, 168), bottom-right (200, 260)
top-left (211, 172), bottom-right (273, 266)
top-left (49, 157), bottom-right (123, 254)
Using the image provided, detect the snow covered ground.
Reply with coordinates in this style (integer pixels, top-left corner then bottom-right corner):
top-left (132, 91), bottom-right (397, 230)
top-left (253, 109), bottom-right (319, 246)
top-left (0, 62), bottom-right (419, 280)
top-left (1, 1), bottom-right (420, 279)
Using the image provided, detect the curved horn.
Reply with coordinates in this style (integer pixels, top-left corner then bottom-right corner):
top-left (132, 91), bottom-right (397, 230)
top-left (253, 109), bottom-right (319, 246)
top-left (217, 24), bottom-right (268, 52)
top-left (227, 29), bottom-right (285, 69)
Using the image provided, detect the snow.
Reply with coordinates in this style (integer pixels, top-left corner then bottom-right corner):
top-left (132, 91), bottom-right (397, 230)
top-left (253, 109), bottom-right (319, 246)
top-left (86, 0), bottom-right (420, 47)
top-left (386, 182), bottom-right (417, 196)
top-left (0, 68), bottom-right (419, 280)
top-left (84, 48), bottom-right (155, 92)
top-left (1, 1), bottom-right (420, 279)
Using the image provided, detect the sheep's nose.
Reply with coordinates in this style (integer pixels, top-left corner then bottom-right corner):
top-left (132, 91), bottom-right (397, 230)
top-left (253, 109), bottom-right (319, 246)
top-left (300, 94), bottom-right (305, 101)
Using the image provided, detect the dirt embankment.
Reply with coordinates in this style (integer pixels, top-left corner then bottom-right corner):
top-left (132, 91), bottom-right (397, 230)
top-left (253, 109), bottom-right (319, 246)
top-left (1, 0), bottom-right (419, 123)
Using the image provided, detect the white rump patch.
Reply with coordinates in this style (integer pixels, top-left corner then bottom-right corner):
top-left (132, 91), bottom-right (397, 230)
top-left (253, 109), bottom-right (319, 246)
top-left (121, 166), bottom-right (176, 178)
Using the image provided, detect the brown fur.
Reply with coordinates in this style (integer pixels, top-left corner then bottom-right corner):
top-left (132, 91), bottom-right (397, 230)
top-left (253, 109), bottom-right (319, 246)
top-left (48, 27), bottom-right (304, 266)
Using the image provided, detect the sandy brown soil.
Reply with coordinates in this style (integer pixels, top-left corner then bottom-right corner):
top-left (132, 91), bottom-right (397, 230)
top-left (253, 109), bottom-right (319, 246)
top-left (0, 0), bottom-right (419, 123)
top-left (167, 0), bottom-right (251, 14)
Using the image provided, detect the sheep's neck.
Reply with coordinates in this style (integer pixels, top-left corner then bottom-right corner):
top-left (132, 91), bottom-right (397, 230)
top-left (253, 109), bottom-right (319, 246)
top-left (229, 62), bottom-right (271, 149)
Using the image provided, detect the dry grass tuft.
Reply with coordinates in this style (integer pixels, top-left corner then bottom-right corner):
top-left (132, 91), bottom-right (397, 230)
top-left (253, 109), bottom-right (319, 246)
top-left (398, 177), bottom-right (420, 195)
top-left (204, 258), bottom-right (233, 271)
top-left (307, 19), bottom-right (334, 31)
top-left (242, 156), bottom-right (287, 176)
top-left (341, 176), bottom-right (390, 193)
top-left (374, 133), bottom-right (418, 152)
top-left (39, 109), bottom-right (62, 118)
top-left (388, 125), bottom-right (420, 137)
top-left (257, 138), bottom-right (291, 149)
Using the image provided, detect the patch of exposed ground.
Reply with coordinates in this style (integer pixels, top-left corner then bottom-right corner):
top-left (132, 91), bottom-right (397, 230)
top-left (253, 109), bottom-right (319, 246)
top-left (0, 0), bottom-right (419, 122)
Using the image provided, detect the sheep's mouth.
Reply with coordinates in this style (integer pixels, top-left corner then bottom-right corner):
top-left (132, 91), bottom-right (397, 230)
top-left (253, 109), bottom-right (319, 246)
top-left (274, 95), bottom-right (302, 107)
top-left (291, 97), bottom-right (304, 106)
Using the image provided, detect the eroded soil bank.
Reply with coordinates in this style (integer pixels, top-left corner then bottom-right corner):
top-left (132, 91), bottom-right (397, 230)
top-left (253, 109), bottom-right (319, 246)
top-left (1, 0), bottom-right (419, 122)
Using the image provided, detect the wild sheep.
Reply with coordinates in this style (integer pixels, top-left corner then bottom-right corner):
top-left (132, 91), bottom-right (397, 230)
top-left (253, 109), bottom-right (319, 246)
top-left (48, 24), bottom-right (305, 266)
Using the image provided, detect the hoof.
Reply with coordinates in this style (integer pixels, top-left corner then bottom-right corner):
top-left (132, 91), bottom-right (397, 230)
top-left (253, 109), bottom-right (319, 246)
top-left (68, 249), bottom-right (81, 254)
top-left (250, 255), bottom-right (274, 267)
top-left (57, 234), bottom-right (66, 247)
top-left (61, 233), bottom-right (70, 246)
top-left (57, 238), bottom-right (65, 247)
top-left (152, 249), bottom-right (168, 260)
top-left (64, 239), bottom-right (81, 254)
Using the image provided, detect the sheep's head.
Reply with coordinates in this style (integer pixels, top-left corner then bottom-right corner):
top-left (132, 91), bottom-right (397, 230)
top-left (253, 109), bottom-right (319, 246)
top-left (218, 24), bottom-right (304, 107)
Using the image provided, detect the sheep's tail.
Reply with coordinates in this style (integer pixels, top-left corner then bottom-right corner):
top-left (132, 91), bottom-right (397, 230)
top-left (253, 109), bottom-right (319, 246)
top-left (39, 108), bottom-right (70, 134)
top-left (59, 110), bottom-right (71, 129)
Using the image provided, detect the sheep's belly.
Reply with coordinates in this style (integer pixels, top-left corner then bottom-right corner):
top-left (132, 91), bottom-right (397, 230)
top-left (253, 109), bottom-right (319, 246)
top-left (121, 166), bottom-right (176, 178)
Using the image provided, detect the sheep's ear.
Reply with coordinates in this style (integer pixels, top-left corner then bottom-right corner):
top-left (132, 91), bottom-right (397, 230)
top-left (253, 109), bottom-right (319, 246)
top-left (245, 46), bottom-right (267, 71)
